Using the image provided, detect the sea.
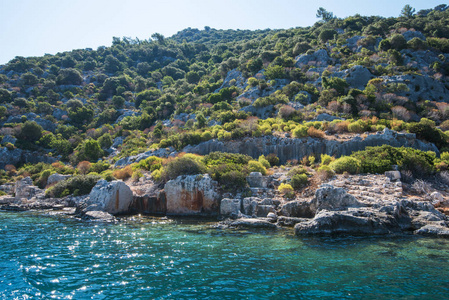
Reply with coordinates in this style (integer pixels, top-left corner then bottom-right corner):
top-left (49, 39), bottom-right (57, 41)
top-left (1, 211), bottom-right (448, 299)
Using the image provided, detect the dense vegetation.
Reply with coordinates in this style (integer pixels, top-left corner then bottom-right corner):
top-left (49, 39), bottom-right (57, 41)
top-left (1, 4), bottom-right (449, 194)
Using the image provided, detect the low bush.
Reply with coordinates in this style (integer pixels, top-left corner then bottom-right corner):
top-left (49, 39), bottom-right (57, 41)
top-left (266, 153), bottom-right (280, 166)
top-left (329, 156), bottom-right (361, 174)
top-left (46, 175), bottom-right (101, 198)
top-left (112, 165), bottom-right (134, 180)
top-left (247, 160), bottom-right (267, 175)
top-left (258, 155), bottom-right (271, 168)
top-left (290, 174), bottom-right (308, 190)
top-left (161, 156), bottom-right (206, 182)
top-left (307, 126), bottom-right (325, 138)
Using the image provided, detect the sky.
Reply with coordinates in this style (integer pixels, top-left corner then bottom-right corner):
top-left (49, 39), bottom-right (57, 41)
top-left (0, 0), bottom-right (445, 65)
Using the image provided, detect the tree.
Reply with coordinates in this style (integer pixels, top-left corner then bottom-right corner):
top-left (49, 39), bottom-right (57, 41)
top-left (56, 68), bottom-right (83, 85)
top-left (316, 7), bottom-right (335, 22)
top-left (0, 88), bottom-right (12, 103)
top-left (319, 29), bottom-right (337, 43)
top-left (151, 33), bottom-right (165, 45)
top-left (76, 139), bottom-right (104, 162)
top-left (19, 121), bottom-right (43, 142)
top-left (400, 4), bottom-right (415, 18)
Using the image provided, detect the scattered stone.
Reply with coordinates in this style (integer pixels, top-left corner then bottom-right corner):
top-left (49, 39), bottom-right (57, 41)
top-left (385, 171), bottom-right (401, 182)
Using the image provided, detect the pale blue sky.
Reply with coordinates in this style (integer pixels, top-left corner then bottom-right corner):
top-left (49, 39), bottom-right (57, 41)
top-left (0, 0), bottom-right (445, 65)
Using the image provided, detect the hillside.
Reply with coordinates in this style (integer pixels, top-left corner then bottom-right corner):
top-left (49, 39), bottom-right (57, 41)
top-left (0, 4), bottom-right (449, 199)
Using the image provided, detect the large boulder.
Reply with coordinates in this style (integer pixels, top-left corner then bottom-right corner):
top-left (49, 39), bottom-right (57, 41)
top-left (279, 200), bottom-right (316, 218)
top-left (220, 198), bottom-right (241, 218)
top-left (47, 173), bottom-right (72, 186)
top-left (85, 180), bottom-right (133, 214)
top-left (15, 177), bottom-right (43, 199)
top-left (295, 209), bottom-right (401, 235)
top-left (164, 174), bottom-right (220, 216)
top-left (314, 185), bottom-right (363, 211)
top-left (246, 172), bottom-right (267, 188)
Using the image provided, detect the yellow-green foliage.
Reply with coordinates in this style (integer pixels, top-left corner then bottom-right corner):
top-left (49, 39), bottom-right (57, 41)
top-left (258, 155), bottom-right (271, 168)
top-left (278, 183), bottom-right (294, 193)
top-left (348, 120), bottom-right (368, 133)
top-left (292, 125), bottom-right (308, 138)
top-left (329, 156), bottom-right (361, 174)
top-left (248, 160), bottom-right (267, 175)
top-left (320, 154), bottom-right (334, 166)
top-left (133, 156), bottom-right (163, 171)
top-left (151, 169), bottom-right (163, 181)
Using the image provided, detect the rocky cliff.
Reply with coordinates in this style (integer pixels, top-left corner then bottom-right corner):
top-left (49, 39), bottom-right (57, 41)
top-left (183, 128), bottom-right (439, 164)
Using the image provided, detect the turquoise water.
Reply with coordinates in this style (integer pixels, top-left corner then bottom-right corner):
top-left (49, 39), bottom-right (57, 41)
top-left (1, 212), bottom-right (449, 299)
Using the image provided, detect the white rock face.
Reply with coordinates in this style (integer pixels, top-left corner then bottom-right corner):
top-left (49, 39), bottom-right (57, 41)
top-left (220, 198), bottom-right (241, 217)
top-left (85, 180), bottom-right (133, 214)
top-left (15, 177), bottom-right (43, 199)
top-left (47, 173), bottom-right (72, 186)
top-left (314, 185), bottom-right (362, 211)
top-left (164, 174), bottom-right (220, 215)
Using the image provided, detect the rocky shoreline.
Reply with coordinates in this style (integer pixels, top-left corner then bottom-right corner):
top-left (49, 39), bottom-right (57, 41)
top-left (1, 170), bottom-right (449, 238)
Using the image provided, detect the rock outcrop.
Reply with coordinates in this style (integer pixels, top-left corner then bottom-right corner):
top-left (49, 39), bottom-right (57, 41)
top-left (183, 128), bottom-right (438, 164)
top-left (46, 173), bottom-right (72, 186)
top-left (15, 177), bottom-right (44, 199)
top-left (293, 180), bottom-right (449, 236)
top-left (84, 180), bottom-right (133, 214)
top-left (164, 174), bottom-right (220, 216)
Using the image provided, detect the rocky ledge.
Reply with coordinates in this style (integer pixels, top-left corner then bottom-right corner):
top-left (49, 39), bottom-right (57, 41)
top-left (2, 172), bottom-right (449, 237)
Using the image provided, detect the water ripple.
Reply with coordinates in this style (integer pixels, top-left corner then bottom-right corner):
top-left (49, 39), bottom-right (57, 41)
top-left (1, 212), bottom-right (449, 299)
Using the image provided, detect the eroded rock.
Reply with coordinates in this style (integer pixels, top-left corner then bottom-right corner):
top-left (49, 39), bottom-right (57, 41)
top-left (164, 174), bottom-right (220, 216)
top-left (85, 180), bottom-right (133, 214)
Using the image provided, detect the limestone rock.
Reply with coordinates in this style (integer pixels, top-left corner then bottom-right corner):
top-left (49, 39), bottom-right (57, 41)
top-left (277, 216), bottom-right (309, 227)
top-left (314, 185), bottom-right (363, 211)
top-left (85, 180), bottom-right (133, 214)
top-left (295, 49), bottom-right (331, 67)
top-left (83, 211), bottom-right (116, 222)
top-left (246, 172), bottom-right (267, 188)
top-left (181, 129), bottom-right (439, 165)
top-left (414, 224), bottom-right (449, 237)
top-left (220, 198), bottom-right (241, 217)
top-left (15, 177), bottom-right (43, 199)
top-left (164, 174), bottom-right (220, 216)
top-left (256, 205), bottom-right (276, 217)
top-left (295, 209), bottom-right (400, 235)
top-left (229, 218), bottom-right (277, 229)
top-left (1, 135), bottom-right (16, 146)
top-left (279, 200), bottom-right (316, 218)
top-left (242, 197), bottom-right (260, 216)
top-left (385, 171), bottom-right (401, 182)
top-left (47, 173), bottom-right (72, 186)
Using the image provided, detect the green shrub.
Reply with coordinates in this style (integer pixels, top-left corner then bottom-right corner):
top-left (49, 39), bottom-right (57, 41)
top-left (291, 174), bottom-right (308, 190)
top-left (329, 157), bottom-right (361, 174)
top-left (133, 156), bottom-right (163, 171)
top-left (219, 170), bottom-right (247, 191)
top-left (46, 175), bottom-right (101, 198)
top-left (162, 156), bottom-right (206, 182)
top-left (320, 154), bottom-right (334, 166)
top-left (288, 166), bottom-right (308, 177)
top-left (258, 155), bottom-right (271, 168)
top-left (278, 183), bottom-right (295, 199)
top-left (292, 125), bottom-right (308, 138)
top-left (266, 153), bottom-right (280, 166)
top-left (247, 160), bottom-right (267, 175)
top-left (317, 165), bottom-right (335, 180)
